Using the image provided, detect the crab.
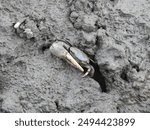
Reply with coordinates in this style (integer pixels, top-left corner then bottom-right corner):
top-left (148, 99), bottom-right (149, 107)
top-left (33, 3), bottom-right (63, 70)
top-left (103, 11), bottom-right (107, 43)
top-left (49, 40), bottom-right (95, 77)
top-left (13, 19), bottom-right (34, 39)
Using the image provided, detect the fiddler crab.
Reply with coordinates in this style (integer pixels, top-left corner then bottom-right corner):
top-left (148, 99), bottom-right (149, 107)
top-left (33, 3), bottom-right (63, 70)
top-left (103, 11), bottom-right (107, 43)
top-left (50, 40), bottom-right (95, 77)
top-left (13, 19), bottom-right (34, 39)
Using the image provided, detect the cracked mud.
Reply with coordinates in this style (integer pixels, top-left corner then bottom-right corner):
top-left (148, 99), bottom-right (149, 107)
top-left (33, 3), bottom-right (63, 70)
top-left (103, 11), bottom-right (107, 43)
top-left (0, 0), bottom-right (150, 112)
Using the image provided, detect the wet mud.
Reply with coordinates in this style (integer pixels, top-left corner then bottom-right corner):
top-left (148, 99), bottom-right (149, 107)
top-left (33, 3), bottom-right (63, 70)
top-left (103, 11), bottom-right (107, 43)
top-left (0, 0), bottom-right (150, 112)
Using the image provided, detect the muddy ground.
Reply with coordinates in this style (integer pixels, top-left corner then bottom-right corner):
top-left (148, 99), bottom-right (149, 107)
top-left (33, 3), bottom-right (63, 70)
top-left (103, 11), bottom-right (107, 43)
top-left (0, 0), bottom-right (150, 113)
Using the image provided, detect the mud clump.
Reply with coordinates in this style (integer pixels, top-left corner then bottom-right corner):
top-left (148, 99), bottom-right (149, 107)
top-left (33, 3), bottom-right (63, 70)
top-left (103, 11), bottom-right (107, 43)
top-left (0, 0), bottom-right (150, 112)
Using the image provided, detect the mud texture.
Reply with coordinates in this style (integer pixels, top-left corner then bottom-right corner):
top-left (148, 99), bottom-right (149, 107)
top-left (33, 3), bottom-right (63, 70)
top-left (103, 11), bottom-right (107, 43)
top-left (0, 0), bottom-right (150, 113)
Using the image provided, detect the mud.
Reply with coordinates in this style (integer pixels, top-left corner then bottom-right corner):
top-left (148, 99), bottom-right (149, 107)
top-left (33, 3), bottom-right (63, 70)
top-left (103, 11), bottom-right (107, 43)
top-left (0, 0), bottom-right (150, 112)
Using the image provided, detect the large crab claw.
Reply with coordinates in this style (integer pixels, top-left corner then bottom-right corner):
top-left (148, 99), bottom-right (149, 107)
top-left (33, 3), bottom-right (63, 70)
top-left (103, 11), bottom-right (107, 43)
top-left (50, 41), bottom-right (84, 72)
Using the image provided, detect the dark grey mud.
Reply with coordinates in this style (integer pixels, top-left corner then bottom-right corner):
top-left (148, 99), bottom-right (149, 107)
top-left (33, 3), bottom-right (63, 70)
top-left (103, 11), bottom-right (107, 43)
top-left (0, 0), bottom-right (150, 112)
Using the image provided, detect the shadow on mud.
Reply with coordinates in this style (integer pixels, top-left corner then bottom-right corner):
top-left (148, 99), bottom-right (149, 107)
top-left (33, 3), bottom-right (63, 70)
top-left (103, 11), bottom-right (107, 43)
top-left (90, 61), bottom-right (107, 92)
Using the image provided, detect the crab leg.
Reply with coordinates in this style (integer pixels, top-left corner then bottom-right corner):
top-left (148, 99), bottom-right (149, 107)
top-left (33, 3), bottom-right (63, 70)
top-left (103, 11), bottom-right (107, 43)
top-left (82, 65), bottom-right (94, 78)
top-left (82, 71), bottom-right (89, 78)
top-left (82, 67), bottom-right (90, 78)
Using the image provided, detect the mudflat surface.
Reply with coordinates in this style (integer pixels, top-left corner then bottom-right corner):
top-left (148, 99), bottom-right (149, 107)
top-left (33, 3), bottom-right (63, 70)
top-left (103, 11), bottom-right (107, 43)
top-left (0, 0), bottom-right (150, 112)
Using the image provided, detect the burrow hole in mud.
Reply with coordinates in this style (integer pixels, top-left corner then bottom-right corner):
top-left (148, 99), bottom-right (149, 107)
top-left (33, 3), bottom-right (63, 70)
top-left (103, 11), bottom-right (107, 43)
top-left (120, 69), bottom-right (129, 82)
top-left (38, 43), bottom-right (51, 53)
top-left (90, 61), bottom-right (107, 92)
top-left (54, 100), bottom-right (59, 110)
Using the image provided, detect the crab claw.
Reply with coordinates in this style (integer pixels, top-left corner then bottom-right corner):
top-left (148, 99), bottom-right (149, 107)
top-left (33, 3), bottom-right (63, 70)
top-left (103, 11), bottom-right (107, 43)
top-left (64, 51), bottom-right (84, 72)
top-left (50, 41), bottom-right (84, 72)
